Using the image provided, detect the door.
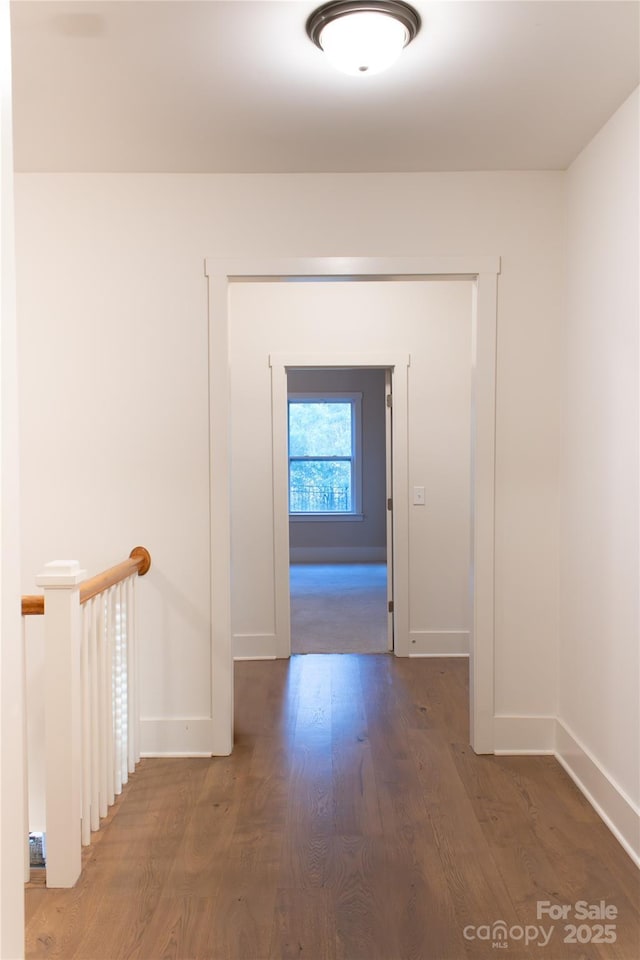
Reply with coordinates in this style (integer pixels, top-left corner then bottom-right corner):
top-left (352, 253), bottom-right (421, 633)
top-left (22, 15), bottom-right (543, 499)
top-left (385, 369), bottom-right (394, 651)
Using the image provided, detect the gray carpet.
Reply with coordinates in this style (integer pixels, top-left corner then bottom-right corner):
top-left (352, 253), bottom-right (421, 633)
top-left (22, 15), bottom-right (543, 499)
top-left (290, 563), bottom-right (388, 654)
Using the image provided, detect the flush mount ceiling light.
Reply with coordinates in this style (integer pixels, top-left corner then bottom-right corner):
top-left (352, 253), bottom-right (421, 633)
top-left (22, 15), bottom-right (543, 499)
top-left (307, 0), bottom-right (421, 76)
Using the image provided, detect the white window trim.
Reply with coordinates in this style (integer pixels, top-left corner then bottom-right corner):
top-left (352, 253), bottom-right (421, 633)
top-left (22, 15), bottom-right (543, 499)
top-left (288, 392), bottom-right (363, 518)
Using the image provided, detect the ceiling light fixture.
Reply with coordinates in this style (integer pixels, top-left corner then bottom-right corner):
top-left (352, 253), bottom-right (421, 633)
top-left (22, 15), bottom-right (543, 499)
top-left (307, 0), bottom-right (421, 76)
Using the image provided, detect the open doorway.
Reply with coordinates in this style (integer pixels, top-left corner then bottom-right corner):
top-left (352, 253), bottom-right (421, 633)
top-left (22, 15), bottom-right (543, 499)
top-left (208, 255), bottom-right (500, 756)
top-left (286, 367), bottom-right (390, 654)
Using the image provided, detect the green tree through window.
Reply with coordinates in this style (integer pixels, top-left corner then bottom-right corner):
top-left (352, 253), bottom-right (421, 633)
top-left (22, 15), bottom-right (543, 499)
top-left (288, 398), bottom-right (358, 513)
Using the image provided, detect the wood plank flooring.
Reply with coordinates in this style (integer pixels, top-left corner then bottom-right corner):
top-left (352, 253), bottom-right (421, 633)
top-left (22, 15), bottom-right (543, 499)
top-left (25, 655), bottom-right (640, 960)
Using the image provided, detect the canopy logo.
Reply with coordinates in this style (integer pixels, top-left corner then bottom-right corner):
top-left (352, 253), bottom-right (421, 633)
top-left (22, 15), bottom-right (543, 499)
top-left (463, 921), bottom-right (554, 949)
top-left (463, 902), bottom-right (619, 949)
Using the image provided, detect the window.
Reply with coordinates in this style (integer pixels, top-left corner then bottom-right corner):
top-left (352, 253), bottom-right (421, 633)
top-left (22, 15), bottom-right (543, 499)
top-left (288, 393), bottom-right (362, 516)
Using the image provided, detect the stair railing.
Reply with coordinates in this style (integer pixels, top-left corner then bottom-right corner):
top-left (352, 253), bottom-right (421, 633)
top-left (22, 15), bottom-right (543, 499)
top-left (21, 546), bottom-right (151, 887)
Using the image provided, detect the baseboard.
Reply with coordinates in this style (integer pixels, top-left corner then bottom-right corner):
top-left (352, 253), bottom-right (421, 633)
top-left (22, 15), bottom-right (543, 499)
top-left (493, 715), bottom-right (640, 867)
top-left (494, 715), bottom-right (556, 754)
top-left (408, 630), bottom-right (469, 657)
top-left (140, 717), bottom-right (215, 757)
top-left (233, 633), bottom-right (278, 659)
top-left (555, 719), bottom-right (640, 868)
top-left (289, 547), bottom-right (386, 564)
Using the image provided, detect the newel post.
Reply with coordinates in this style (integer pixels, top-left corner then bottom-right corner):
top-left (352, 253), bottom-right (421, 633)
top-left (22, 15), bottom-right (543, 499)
top-left (35, 560), bottom-right (86, 888)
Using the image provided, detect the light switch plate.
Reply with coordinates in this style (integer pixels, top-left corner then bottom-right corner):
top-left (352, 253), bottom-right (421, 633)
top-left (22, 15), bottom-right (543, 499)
top-left (413, 485), bottom-right (425, 505)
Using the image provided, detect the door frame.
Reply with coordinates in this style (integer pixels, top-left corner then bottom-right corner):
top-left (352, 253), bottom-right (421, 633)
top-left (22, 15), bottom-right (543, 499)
top-left (270, 354), bottom-right (410, 660)
top-left (385, 367), bottom-right (394, 652)
top-left (205, 256), bottom-right (501, 756)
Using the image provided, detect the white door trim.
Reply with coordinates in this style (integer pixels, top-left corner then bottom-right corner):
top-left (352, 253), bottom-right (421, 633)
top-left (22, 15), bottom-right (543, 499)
top-left (205, 255), bottom-right (501, 756)
top-left (269, 353), bottom-right (410, 661)
top-left (384, 369), bottom-right (394, 652)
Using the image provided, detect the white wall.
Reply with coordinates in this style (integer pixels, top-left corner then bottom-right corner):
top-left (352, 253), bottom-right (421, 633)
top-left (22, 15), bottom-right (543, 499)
top-left (229, 281), bottom-right (472, 657)
top-left (559, 87), bottom-right (639, 860)
top-left (287, 367), bottom-right (387, 562)
top-left (14, 170), bottom-right (564, 752)
top-left (0, 0), bottom-right (25, 955)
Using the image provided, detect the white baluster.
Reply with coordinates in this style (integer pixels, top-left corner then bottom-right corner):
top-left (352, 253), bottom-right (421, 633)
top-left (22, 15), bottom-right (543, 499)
top-left (35, 560), bottom-right (86, 888)
top-left (22, 617), bottom-right (31, 883)
top-left (131, 574), bottom-right (140, 765)
top-left (98, 593), bottom-right (109, 818)
top-left (89, 597), bottom-right (100, 832)
top-left (106, 587), bottom-right (115, 807)
top-left (126, 575), bottom-right (136, 773)
top-left (80, 602), bottom-right (91, 846)
top-left (113, 584), bottom-right (123, 796)
top-left (119, 580), bottom-right (129, 788)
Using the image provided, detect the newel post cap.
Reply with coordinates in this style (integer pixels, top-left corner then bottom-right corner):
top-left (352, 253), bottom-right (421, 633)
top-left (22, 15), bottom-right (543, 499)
top-left (36, 560), bottom-right (87, 588)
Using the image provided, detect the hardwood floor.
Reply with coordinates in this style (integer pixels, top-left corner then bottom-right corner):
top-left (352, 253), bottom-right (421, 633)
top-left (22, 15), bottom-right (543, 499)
top-left (25, 655), bottom-right (640, 960)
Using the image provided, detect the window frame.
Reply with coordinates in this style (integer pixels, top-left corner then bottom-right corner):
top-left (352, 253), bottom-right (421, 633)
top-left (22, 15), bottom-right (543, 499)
top-left (288, 392), bottom-right (363, 520)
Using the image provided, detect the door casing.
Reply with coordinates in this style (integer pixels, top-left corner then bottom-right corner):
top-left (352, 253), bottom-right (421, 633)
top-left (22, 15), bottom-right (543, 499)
top-left (205, 256), bottom-right (501, 756)
top-left (270, 354), bottom-right (409, 660)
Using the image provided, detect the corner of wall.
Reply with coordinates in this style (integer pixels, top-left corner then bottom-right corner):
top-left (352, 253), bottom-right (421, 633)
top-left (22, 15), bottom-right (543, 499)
top-left (493, 715), bottom-right (640, 868)
top-left (555, 719), bottom-right (640, 868)
top-left (556, 85), bottom-right (640, 865)
top-left (1, 1), bottom-right (27, 954)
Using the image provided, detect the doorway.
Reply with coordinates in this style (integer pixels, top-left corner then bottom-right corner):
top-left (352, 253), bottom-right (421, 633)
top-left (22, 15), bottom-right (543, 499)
top-left (286, 367), bottom-right (390, 655)
top-left (270, 350), bottom-right (410, 664)
top-left (206, 255), bottom-right (500, 757)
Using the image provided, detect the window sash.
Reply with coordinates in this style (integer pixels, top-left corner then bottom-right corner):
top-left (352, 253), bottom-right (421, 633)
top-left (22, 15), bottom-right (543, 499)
top-left (288, 393), bottom-right (362, 515)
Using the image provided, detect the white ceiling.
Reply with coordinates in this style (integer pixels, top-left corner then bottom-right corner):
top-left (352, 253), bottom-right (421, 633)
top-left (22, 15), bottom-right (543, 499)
top-left (10, 0), bottom-right (640, 173)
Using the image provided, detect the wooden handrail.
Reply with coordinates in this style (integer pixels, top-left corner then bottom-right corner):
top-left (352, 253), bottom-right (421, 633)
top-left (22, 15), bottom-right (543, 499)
top-left (21, 546), bottom-right (151, 616)
top-left (80, 546), bottom-right (151, 604)
top-left (21, 595), bottom-right (45, 616)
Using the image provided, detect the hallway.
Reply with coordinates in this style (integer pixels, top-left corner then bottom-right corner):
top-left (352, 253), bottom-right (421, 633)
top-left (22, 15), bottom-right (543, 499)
top-left (25, 656), bottom-right (640, 959)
